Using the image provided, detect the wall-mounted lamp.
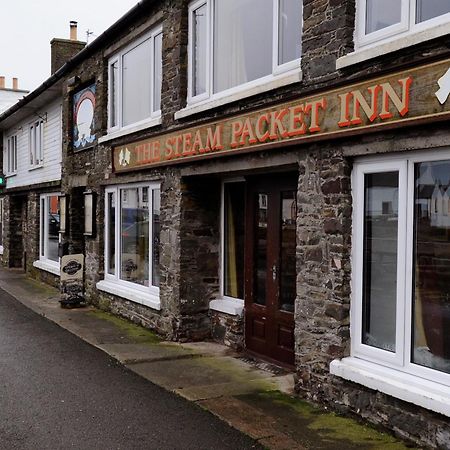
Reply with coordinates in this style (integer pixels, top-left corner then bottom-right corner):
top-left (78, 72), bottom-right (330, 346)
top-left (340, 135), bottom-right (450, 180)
top-left (83, 190), bottom-right (96, 237)
top-left (59, 194), bottom-right (68, 234)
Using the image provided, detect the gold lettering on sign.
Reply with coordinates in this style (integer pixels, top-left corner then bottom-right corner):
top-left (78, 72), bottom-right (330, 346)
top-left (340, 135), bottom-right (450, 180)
top-left (338, 77), bottom-right (413, 127)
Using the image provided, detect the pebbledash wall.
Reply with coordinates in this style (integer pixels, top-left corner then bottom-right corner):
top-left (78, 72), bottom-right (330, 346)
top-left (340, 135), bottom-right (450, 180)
top-left (13, 0), bottom-right (450, 447)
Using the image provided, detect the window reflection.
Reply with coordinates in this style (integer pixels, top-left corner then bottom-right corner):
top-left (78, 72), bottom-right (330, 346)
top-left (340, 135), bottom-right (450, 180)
top-left (362, 172), bottom-right (399, 352)
top-left (108, 192), bottom-right (115, 275)
top-left (416, 0), bottom-right (450, 23)
top-left (366, 0), bottom-right (401, 34)
top-left (152, 189), bottom-right (160, 287)
top-left (279, 191), bottom-right (296, 313)
top-left (47, 195), bottom-right (60, 262)
top-left (254, 193), bottom-right (268, 306)
top-left (413, 161), bottom-right (450, 374)
top-left (120, 187), bottom-right (149, 286)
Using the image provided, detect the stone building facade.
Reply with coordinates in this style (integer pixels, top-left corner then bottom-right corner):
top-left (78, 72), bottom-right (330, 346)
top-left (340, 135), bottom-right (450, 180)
top-left (2, 0), bottom-right (450, 447)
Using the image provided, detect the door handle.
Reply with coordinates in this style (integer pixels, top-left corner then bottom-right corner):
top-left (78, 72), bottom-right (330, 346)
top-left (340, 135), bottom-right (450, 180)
top-left (272, 264), bottom-right (277, 281)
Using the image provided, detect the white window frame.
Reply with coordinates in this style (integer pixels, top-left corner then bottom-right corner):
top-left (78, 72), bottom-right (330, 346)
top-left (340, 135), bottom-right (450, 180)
top-left (98, 182), bottom-right (161, 310)
top-left (186, 0), bottom-right (302, 107)
top-left (107, 26), bottom-right (163, 135)
top-left (332, 149), bottom-right (450, 417)
top-left (35, 192), bottom-right (61, 275)
top-left (351, 159), bottom-right (408, 368)
top-left (5, 134), bottom-right (18, 176)
top-left (356, 0), bottom-right (450, 49)
top-left (211, 179), bottom-right (245, 316)
top-left (29, 119), bottom-right (44, 169)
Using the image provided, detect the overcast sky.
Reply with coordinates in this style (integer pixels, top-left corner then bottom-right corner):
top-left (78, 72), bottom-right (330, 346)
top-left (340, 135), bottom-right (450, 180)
top-left (0, 0), bottom-right (140, 92)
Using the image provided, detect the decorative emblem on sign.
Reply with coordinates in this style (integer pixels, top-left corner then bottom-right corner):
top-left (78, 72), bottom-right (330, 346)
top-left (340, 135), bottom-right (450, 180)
top-left (119, 148), bottom-right (131, 167)
top-left (124, 259), bottom-right (138, 274)
top-left (435, 68), bottom-right (450, 104)
top-left (62, 260), bottom-right (82, 275)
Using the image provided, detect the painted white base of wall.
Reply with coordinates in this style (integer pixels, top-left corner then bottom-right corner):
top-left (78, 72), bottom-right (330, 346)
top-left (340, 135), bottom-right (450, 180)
top-left (96, 280), bottom-right (161, 311)
top-left (330, 357), bottom-right (450, 418)
top-left (33, 259), bottom-right (60, 276)
top-left (209, 298), bottom-right (244, 316)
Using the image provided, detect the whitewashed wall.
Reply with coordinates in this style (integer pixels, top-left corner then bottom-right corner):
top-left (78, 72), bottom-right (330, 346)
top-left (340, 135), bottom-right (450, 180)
top-left (3, 98), bottom-right (62, 189)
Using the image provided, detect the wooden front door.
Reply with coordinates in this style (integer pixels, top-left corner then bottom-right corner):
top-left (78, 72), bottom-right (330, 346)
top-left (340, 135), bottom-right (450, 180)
top-left (245, 174), bottom-right (297, 367)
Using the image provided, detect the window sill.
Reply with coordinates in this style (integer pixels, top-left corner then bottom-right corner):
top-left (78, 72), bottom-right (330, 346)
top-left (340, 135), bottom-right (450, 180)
top-left (29, 164), bottom-right (44, 171)
top-left (5, 173), bottom-right (17, 178)
top-left (210, 298), bottom-right (244, 316)
top-left (33, 259), bottom-right (60, 276)
top-left (99, 117), bottom-right (162, 144)
top-left (330, 357), bottom-right (450, 418)
top-left (336, 22), bottom-right (450, 70)
top-left (175, 70), bottom-right (303, 120)
top-left (96, 279), bottom-right (161, 311)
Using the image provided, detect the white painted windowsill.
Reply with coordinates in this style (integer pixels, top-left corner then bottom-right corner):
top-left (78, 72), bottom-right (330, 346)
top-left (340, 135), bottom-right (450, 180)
top-left (33, 259), bottom-right (60, 276)
top-left (99, 117), bottom-right (162, 144)
top-left (330, 357), bottom-right (450, 418)
top-left (209, 298), bottom-right (244, 316)
top-left (337, 22), bottom-right (450, 70)
top-left (29, 164), bottom-right (44, 172)
top-left (96, 279), bottom-right (161, 311)
top-left (175, 70), bottom-right (303, 120)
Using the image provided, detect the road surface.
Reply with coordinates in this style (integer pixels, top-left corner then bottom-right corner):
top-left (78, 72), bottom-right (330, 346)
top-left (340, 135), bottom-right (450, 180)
top-left (0, 287), bottom-right (260, 450)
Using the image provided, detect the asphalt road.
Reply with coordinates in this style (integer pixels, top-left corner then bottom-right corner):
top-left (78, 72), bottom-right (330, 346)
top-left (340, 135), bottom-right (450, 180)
top-left (0, 287), bottom-right (260, 450)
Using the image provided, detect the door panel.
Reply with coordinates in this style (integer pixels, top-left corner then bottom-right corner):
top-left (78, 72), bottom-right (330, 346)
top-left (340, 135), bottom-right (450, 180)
top-left (245, 174), bottom-right (297, 366)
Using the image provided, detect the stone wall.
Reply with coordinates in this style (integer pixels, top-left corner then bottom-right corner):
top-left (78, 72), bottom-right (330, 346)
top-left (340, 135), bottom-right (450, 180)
top-left (210, 311), bottom-right (244, 351)
top-left (177, 176), bottom-right (221, 341)
top-left (295, 149), bottom-right (352, 391)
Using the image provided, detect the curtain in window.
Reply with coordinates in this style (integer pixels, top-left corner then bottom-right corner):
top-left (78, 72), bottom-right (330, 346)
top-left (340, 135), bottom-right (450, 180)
top-left (213, 0), bottom-right (272, 93)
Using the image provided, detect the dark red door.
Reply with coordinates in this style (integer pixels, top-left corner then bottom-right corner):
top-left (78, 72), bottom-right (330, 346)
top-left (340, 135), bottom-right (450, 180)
top-left (245, 174), bottom-right (297, 367)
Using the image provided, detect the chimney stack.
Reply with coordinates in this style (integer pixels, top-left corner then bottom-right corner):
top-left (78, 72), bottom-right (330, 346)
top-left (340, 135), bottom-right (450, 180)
top-left (0, 76), bottom-right (5, 89)
top-left (50, 21), bottom-right (86, 74)
top-left (70, 21), bottom-right (78, 41)
top-left (12, 77), bottom-right (18, 90)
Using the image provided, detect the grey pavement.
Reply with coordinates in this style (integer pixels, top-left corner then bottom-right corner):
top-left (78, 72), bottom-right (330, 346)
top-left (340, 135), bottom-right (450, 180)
top-left (0, 282), bottom-right (260, 449)
top-left (0, 268), bottom-right (416, 450)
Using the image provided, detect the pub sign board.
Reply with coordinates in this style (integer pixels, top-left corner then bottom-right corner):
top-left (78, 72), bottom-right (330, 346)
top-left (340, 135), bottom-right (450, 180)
top-left (73, 84), bottom-right (96, 151)
top-left (114, 59), bottom-right (450, 172)
top-left (61, 254), bottom-right (84, 282)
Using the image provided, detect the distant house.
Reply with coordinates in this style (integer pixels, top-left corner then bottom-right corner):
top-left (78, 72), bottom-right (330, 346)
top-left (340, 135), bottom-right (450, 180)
top-left (0, 77), bottom-right (28, 114)
top-left (0, 22), bottom-right (85, 283)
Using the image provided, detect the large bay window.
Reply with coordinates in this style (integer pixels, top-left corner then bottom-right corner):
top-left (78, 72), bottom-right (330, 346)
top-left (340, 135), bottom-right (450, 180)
top-left (332, 152), bottom-right (450, 417)
top-left (100, 183), bottom-right (161, 309)
top-left (357, 0), bottom-right (450, 48)
top-left (108, 26), bottom-right (163, 134)
top-left (187, 0), bottom-right (302, 104)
